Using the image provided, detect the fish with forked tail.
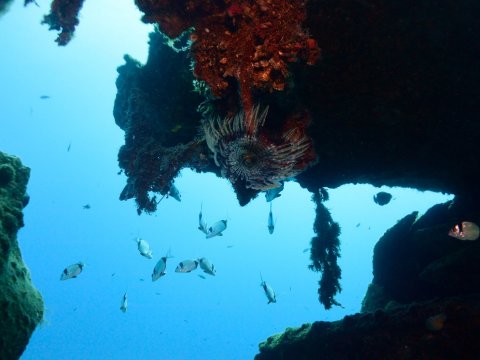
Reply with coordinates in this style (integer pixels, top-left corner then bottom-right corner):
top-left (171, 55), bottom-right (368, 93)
top-left (60, 262), bottom-right (84, 280)
top-left (152, 250), bottom-right (173, 281)
top-left (206, 220), bottom-right (227, 239)
top-left (260, 273), bottom-right (276, 304)
top-left (136, 238), bottom-right (153, 259)
top-left (175, 259), bottom-right (199, 273)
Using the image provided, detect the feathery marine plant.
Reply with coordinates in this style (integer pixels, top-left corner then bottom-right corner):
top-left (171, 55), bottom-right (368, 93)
top-left (309, 189), bottom-right (342, 309)
top-left (202, 106), bottom-right (312, 191)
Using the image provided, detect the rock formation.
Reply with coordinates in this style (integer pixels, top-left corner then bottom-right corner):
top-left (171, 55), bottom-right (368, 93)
top-left (0, 152), bottom-right (44, 360)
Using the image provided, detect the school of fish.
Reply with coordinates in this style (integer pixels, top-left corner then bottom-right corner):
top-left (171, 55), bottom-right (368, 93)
top-left (59, 187), bottom-right (284, 311)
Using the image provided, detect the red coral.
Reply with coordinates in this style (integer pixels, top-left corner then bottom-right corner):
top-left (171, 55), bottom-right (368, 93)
top-left (42, 0), bottom-right (85, 45)
top-left (135, 0), bottom-right (320, 116)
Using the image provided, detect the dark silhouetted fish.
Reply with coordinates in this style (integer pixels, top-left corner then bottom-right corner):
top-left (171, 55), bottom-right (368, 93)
top-left (373, 191), bottom-right (392, 206)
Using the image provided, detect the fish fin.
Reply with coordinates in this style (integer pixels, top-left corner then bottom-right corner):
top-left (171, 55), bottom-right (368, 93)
top-left (218, 233), bottom-right (223, 236)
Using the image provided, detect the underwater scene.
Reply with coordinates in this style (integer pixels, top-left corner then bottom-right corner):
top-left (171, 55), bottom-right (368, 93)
top-left (1, 1), bottom-right (480, 359)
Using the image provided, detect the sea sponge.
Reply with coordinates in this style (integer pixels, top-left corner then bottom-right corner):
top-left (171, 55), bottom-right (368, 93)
top-left (0, 164), bottom-right (15, 186)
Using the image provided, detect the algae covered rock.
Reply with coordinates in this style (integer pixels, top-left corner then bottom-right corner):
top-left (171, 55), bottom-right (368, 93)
top-left (0, 151), bottom-right (44, 360)
top-left (256, 295), bottom-right (480, 360)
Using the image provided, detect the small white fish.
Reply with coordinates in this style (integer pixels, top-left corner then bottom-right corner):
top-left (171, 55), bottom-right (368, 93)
top-left (268, 202), bottom-right (275, 235)
top-left (120, 292), bottom-right (128, 313)
top-left (175, 259), bottom-right (199, 273)
top-left (168, 184), bottom-right (181, 202)
top-left (206, 220), bottom-right (227, 239)
top-left (152, 250), bottom-right (173, 281)
top-left (448, 221), bottom-right (480, 241)
top-left (260, 274), bottom-right (276, 304)
top-left (265, 182), bottom-right (284, 202)
top-left (198, 203), bottom-right (208, 235)
top-left (60, 262), bottom-right (84, 280)
top-left (136, 238), bottom-right (153, 259)
top-left (198, 257), bottom-right (216, 276)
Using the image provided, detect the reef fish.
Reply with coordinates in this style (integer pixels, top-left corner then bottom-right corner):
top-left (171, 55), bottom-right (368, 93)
top-left (60, 262), bottom-right (84, 280)
top-left (136, 238), bottom-right (153, 259)
top-left (120, 292), bottom-right (128, 313)
top-left (168, 184), bottom-right (181, 202)
top-left (268, 202), bottom-right (275, 235)
top-left (373, 191), bottom-right (392, 206)
top-left (198, 203), bottom-right (208, 235)
top-left (120, 180), bottom-right (136, 201)
top-left (152, 250), bottom-right (173, 281)
top-left (175, 259), bottom-right (199, 273)
top-left (198, 257), bottom-right (216, 276)
top-left (206, 220), bottom-right (227, 239)
top-left (265, 182), bottom-right (284, 202)
top-left (260, 274), bottom-right (276, 304)
top-left (448, 221), bottom-right (480, 241)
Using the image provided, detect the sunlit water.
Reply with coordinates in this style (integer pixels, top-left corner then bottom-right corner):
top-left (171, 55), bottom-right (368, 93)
top-left (0, 2), bottom-right (452, 359)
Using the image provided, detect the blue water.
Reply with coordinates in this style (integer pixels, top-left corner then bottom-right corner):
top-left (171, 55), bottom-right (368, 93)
top-left (0, 2), bottom-right (452, 359)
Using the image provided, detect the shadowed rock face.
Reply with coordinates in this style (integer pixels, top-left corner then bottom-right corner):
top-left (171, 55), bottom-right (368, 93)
top-left (0, 152), bottom-right (44, 360)
top-left (256, 295), bottom-right (480, 360)
top-left (111, 0), bottom-right (480, 209)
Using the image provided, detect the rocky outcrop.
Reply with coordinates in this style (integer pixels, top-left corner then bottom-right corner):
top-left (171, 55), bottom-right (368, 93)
top-left (0, 152), bottom-right (44, 360)
top-left (363, 196), bottom-right (480, 311)
top-left (255, 196), bottom-right (480, 359)
top-left (256, 294), bottom-right (480, 360)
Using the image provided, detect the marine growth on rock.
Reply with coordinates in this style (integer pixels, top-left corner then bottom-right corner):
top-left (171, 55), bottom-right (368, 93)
top-left (203, 105), bottom-right (314, 191)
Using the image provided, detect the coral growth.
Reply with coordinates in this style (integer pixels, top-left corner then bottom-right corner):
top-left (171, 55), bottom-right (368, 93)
top-left (0, 152), bottom-right (44, 360)
top-left (135, 0), bottom-right (320, 111)
top-left (42, 0), bottom-right (85, 45)
top-left (119, 140), bottom-right (209, 214)
top-left (114, 33), bottom-right (215, 214)
top-left (203, 105), bottom-right (314, 191)
top-left (309, 188), bottom-right (342, 309)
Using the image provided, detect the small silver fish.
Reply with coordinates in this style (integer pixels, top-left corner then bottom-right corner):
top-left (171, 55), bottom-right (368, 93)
top-left (119, 181), bottom-right (136, 201)
top-left (120, 292), bottom-right (128, 313)
top-left (448, 221), bottom-right (480, 241)
top-left (198, 257), bottom-right (216, 276)
top-left (265, 182), bottom-right (284, 202)
top-left (175, 259), bottom-right (199, 273)
top-left (168, 184), bottom-right (181, 202)
top-left (60, 262), bottom-right (84, 280)
top-left (268, 202), bottom-right (275, 235)
top-left (260, 274), bottom-right (276, 304)
top-left (206, 220), bottom-right (227, 239)
top-left (136, 238), bottom-right (153, 259)
top-left (198, 203), bottom-right (208, 235)
top-left (152, 250), bottom-right (173, 281)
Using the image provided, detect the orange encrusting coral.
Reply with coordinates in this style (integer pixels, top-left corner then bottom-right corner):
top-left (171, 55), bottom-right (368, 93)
top-left (135, 0), bottom-right (320, 118)
top-left (42, 0), bottom-right (85, 45)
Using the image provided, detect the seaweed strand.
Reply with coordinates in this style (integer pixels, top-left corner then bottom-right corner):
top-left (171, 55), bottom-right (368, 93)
top-left (309, 188), bottom-right (342, 309)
